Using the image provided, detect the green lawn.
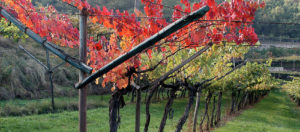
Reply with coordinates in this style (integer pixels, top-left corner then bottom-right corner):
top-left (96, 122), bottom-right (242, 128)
top-left (0, 92), bottom-right (232, 132)
top-left (0, 95), bottom-right (111, 116)
top-left (1, 90), bottom-right (298, 132)
top-left (214, 90), bottom-right (300, 132)
top-left (0, 98), bottom-right (188, 132)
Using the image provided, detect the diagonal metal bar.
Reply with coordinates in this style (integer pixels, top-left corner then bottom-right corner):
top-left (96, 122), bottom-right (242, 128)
top-left (0, 7), bottom-right (93, 74)
top-left (52, 61), bottom-right (67, 71)
top-left (215, 60), bottom-right (247, 81)
top-left (19, 44), bottom-right (59, 111)
top-left (18, 44), bottom-right (49, 70)
top-left (52, 54), bottom-right (79, 71)
top-left (19, 44), bottom-right (78, 72)
top-left (75, 6), bottom-right (210, 89)
top-left (195, 59), bottom-right (248, 88)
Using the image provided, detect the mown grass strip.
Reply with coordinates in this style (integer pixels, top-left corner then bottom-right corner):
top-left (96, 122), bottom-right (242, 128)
top-left (214, 89), bottom-right (300, 132)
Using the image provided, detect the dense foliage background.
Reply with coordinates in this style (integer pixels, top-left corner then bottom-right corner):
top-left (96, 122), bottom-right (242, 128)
top-left (32, 0), bottom-right (300, 41)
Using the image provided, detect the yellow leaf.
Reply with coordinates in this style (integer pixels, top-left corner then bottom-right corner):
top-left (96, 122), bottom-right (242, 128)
top-left (111, 86), bottom-right (115, 91)
top-left (95, 78), bottom-right (100, 85)
top-left (91, 17), bottom-right (98, 24)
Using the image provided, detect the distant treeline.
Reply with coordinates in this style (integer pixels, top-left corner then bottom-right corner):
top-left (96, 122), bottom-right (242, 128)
top-left (32, 0), bottom-right (300, 41)
top-left (246, 46), bottom-right (300, 59)
top-left (253, 0), bottom-right (300, 42)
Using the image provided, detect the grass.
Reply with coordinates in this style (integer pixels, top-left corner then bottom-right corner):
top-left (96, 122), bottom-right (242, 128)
top-left (2, 90), bottom-right (297, 132)
top-left (0, 97), bottom-right (185, 132)
top-left (214, 89), bottom-right (300, 132)
top-left (0, 94), bottom-right (111, 116)
top-left (0, 92), bottom-right (233, 132)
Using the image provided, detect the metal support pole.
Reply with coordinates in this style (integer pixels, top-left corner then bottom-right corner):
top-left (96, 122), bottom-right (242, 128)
top-left (79, 8), bottom-right (88, 132)
top-left (19, 44), bottom-right (57, 111)
top-left (0, 7), bottom-right (93, 73)
top-left (18, 45), bottom-right (48, 70)
top-left (134, 0), bottom-right (137, 9)
top-left (46, 49), bottom-right (55, 111)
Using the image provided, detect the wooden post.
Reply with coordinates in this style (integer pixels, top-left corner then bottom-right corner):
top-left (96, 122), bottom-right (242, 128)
top-left (134, 0), bottom-right (137, 9)
top-left (79, 7), bottom-right (88, 132)
top-left (135, 72), bottom-right (141, 132)
top-left (135, 89), bottom-right (141, 132)
top-left (192, 91), bottom-right (201, 132)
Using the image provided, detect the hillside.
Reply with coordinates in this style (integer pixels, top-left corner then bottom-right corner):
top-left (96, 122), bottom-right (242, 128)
top-left (0, 37), bottom-right (107, 100)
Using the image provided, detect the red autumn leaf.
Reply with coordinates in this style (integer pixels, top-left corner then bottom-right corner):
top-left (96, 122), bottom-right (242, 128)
top-left (181, 0), bottom-right (189, 7)
top-left (161, 47), bottom-right (166, 52)
top-left (207, 0), bottom-right (215, 7)
top-left (260, 1), bottom-right (266, 8)
top-left (173, 5), bottom-right (182, 19)
top-left (147, 49), bottom-right (152, 59)
top-left (95, 42), bottom-right (103, 51)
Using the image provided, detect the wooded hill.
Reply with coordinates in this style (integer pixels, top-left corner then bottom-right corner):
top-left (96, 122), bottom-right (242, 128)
top-left (32, 0), bottom-right (300, 41)
top-left (0, 37), bottom-right (109, 100)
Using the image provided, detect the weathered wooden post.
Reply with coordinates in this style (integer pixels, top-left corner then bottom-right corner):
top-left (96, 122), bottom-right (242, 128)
top-left (135, 72), bottom-right (141, 132)
top-left (135, 88), bottom-right (141, 132)
top-left (79, 6), bottom-right (88, 132)
top-left (192, 90), bottom-right (201, 132)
